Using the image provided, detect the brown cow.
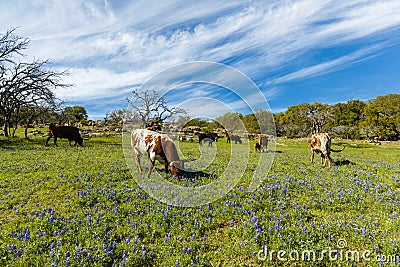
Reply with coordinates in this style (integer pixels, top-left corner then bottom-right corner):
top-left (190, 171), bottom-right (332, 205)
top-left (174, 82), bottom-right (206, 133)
top-left (45, 123), bottom-right (83, 147)
top-left (310, 133), bottom-right (344, 167)
top-left (257, 134), bottom-right (268, 152)
top-left (254, 142), bottom-right (262, 152)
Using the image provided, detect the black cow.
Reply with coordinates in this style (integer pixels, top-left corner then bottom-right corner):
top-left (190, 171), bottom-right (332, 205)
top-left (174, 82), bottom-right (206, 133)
top-left (45, 123), bottom-right (83, 147)
top-left (198, 132), bottom-right (218, 147)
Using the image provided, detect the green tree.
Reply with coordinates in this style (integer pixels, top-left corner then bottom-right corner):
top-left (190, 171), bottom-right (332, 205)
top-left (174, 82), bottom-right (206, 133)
top-left (306, 102), bottom-right (333, 134)
top-left (106, 109), bottom-right (134, 125)
top-left (242, 113), bottom-right (259, 134)
top-left (278, 103), bottom-right (310, 137)
top-left (215, 112), bottom-right (244, 133)
top-left (62, 106), bottom-right (88, 124)
top-left (254, 108), bottom-right (275, 135)
top-left (332, 100), bottom-right (366, 139)
top-left (185, 118), bottom-right (209, 128)
top-left (363, 94), bottom-right (400, 140)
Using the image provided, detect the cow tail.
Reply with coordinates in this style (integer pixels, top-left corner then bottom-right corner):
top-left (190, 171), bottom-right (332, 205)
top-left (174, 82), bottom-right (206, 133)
top-left (331, 145), bottom-right (345, 152)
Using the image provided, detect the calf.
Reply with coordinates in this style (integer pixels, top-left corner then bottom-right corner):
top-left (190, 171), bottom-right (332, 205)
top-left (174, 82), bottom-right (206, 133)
top-left (45, 123), bottom-right (83, 147)
top-left (310, 133), bottom-right (344, 167)
top-left (257, 134), bottom-right (268, 152)
top-left (199, 132), bottom-right (218, 147)
top-left (131, 129), bottom-right (185, 177)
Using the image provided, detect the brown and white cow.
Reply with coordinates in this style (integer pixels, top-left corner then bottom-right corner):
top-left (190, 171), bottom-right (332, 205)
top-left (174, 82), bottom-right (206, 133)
top-left (310, 133), bottom-right (344, 167)
top-left (131, 129), bottom-right (185, 177)
top-left (257, 134), bottom-right (268, 152)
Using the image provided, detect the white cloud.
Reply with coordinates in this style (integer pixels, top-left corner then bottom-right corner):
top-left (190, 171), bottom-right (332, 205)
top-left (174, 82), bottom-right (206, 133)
top-left (57, 68), bottom-right (150, 100)
top-left (1, 0), bottom-right (400, 118)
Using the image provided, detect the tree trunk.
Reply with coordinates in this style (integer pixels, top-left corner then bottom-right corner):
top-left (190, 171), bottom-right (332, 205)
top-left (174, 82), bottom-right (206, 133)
top-left (12, 124), bottom-right (18, 137)
top-left (3, 122), bottom-right (8, 137)
top-left (3, 123), bottom-right (8, 137)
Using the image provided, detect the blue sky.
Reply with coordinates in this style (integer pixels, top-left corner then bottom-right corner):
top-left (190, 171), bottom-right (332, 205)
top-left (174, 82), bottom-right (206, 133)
top-left (1, 0), bottom-right (399, 119)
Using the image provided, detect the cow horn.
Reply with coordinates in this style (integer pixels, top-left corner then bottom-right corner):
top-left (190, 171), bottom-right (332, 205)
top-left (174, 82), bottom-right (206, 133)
top-left (170, 161), bottom-right (182, 167)
top-left (331, 146), bottom-right (345, 152)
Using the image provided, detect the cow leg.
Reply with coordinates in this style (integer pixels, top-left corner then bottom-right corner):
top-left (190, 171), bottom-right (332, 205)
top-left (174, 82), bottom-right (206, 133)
top-left (310, 149), bottom-right (314, 163)
top-left (326, 153), bottom-right (332, 167)
top-left (164, 163), bottom-right (169, 174)
top-left (54, 137), bottom-right (58, 147)
top-left (135, 154), bottom-right (142, 173)
top-left (322, 153), bottom-right (329, 166)
top-left (45, 136), bottom-right (51, 146)
top-left (147, 159), bottom-right (155, 177)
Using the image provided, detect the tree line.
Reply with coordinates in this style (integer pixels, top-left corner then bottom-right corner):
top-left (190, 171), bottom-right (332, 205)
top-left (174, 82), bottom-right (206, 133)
top-left (167, 94), bottom-right (399, 141)
top-left (274, 94), bottom-right (399, 141)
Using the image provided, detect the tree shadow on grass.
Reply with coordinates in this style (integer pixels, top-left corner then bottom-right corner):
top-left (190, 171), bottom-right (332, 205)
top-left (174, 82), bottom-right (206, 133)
top-left (0, 137), bottom-right (47, 150)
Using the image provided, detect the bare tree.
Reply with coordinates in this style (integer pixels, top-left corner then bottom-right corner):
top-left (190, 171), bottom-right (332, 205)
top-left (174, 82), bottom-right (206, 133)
top-left (0, 60), bottom-right (70, 136)
top-left (0, 28), bottom-right (29, 67)
top-left (0, 28), bottom-right (71, 137)
top-left (306, 103), bottom-right (334, 134)
top-left (127, 88), bottom-right (186, 130)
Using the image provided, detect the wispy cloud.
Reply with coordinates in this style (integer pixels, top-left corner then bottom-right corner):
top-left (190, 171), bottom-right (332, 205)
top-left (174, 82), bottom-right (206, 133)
top-left (268, 43), bottom-right (386, 84)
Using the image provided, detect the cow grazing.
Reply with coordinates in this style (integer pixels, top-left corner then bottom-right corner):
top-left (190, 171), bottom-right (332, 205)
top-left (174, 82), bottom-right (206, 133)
top-left (310, 133), bottom-right (344, 167)
top-left (198, 132), bottom-right (218, 147)
top-left (45, 123), bottom-right (83, 147)
top-left (257, 134), bottom-right (268, 152)
top-left (229, 134), bottom-right (242, 144)
top-left (131, 129), bottom-right (186, 177)
top-left (225, 133), bottom-right (242, 144)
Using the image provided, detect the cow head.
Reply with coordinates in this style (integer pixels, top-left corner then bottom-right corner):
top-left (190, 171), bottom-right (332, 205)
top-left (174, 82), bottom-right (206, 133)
top-left (169, 160), bottom-right (185, 177)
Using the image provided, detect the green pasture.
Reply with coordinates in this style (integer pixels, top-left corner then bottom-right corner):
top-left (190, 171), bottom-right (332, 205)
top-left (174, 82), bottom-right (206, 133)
top-left (0, 131), bottom-right (399, 266)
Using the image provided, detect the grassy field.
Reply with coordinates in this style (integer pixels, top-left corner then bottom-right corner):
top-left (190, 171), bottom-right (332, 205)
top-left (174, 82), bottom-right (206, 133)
top-left (0, 131), bottom-right (399, 266)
